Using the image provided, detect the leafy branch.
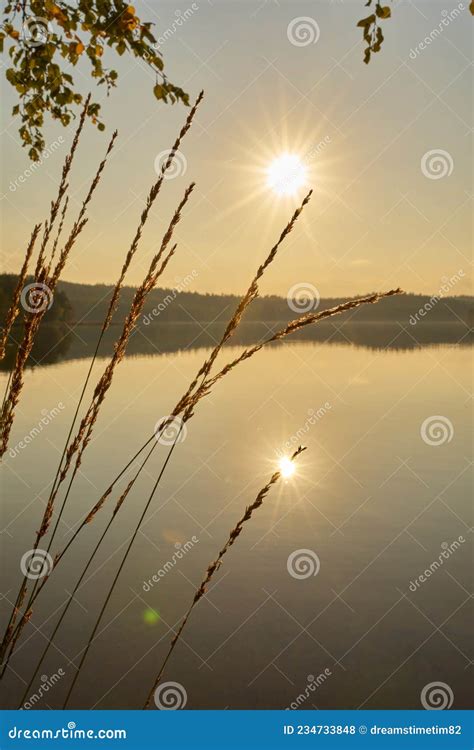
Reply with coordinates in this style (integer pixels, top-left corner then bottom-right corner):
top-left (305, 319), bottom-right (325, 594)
top-left (357, 1), bottom-right (392, 65)
top-left (1, 0), bottom-right (189, 160)
top-left (358, 0), bottom-right (474, 64)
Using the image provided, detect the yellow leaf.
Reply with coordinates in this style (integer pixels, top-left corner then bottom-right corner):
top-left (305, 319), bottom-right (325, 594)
top-left (76, 41), bottom-right (85, 54)
top-left (376, 5), bottom-right (391, 19)
top-left (123, 17), bottom-right (138, 30)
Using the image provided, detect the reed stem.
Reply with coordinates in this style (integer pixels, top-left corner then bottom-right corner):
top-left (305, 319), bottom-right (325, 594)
top-left (62, 432), bottom-right (182, 707)
top-left (0, 183), bottom-right (194, 672)
top-left (143, 446), bottom-right (306, 708)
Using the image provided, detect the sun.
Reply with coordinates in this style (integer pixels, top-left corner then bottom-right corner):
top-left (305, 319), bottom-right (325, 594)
top-left (278, 456), bottom-right (296, 479)
top-left (267, 153), bottom-right (308, 197)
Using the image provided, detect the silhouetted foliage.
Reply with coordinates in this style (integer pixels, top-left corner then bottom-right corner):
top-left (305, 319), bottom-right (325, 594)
top-left (358, 1), bottom-right (391, 65)
top-left (358, 0), bottom-right (473, 64)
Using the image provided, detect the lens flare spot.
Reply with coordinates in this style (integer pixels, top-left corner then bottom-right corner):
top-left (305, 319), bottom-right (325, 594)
top-left (143, 608), bottom-right (160, 625)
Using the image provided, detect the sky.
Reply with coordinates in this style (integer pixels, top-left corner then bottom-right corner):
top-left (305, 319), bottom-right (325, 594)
top-left (1, 0), bottom-right (472, 298)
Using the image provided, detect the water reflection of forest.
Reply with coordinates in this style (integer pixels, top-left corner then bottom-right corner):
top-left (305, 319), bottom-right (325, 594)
top-left (0, 323), bottom-right (72, 370)
top-left (1, 320), bottom-right (471, 371)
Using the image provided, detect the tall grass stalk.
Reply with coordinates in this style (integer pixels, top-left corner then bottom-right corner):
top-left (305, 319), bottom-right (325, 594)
top-left (55, 208), bottom-right (397, 706)
top-left (0, 224), bottom-right (41, 362)
top-left (9, 190), bottom-right (315, 686)
top-left (29, 89), bottom-right (203, 562)
top-left (16, 192), bottom-right (311, 701)
top-left (0, 127), bottom-right (117, 666)
top-left (0, 92), bottom-right (203, 669)
top-left (12, 288), bottom-right (403, 699)
top-left (201, 289), bottom-right (404, 393)
top-left (61, 288), bottom-right (400, 702)
top-left (5, 286), bottom-right (403, 692)
top-left (17, 429), bottom-right (168, 706)
top-left (6, 216), bottom-right (403, 695)
top-left (17, 496), bottom-right (124, 708)
top-left (0, 96), bottom-right (92, 458)
top-left (62, 432), bottom-right (183, 708)
top-left (0, 183), bottom-right (195, 673)
top-left (0, 97), bottom-right (405, 706)
top-left (38, 185), bottom-right (194, 544)
top-left (103, 91), bottom-right (203, 331)
top-left (33, 94), bottom-right (91, 281)
top-left (4, 187), bottom-right (313, 652)
top-left (143, 446), bottom-right (306, 708)
top-left (30, 130), bottom-right (117, 526)
top-left (45, 197), bottom-right (69, 276)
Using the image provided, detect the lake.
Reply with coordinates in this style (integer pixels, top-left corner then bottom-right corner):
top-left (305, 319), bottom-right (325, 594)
top-left (0, 322), bottom-right (472, 710)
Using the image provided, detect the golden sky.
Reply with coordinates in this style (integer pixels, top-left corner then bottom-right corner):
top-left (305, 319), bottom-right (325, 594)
top-left (1, 0), bottom-right (472, 298)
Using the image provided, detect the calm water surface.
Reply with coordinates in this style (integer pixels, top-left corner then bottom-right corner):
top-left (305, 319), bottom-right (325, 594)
top-left (0, 324), bottom-right (472, 709)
